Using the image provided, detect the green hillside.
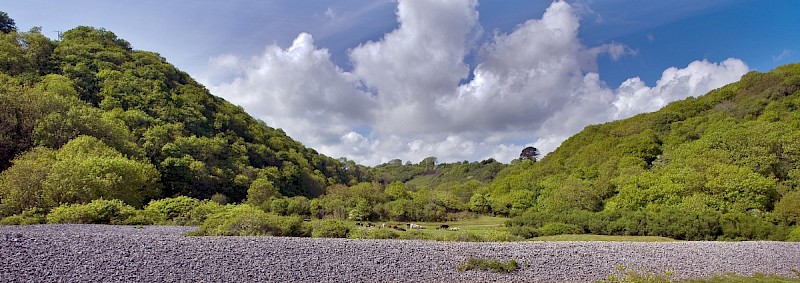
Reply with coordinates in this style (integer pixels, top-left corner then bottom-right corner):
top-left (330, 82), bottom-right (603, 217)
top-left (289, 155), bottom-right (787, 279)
top-left (0, 23), bottom-right (365, 216)
top-left (2, 13), bottom-right (800, 241)
top-left (495, 63), bottom-right (800, 240)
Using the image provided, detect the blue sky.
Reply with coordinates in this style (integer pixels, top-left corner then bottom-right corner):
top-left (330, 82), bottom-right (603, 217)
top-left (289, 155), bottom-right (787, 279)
top-left (5, 0), bottom-right (799, 165)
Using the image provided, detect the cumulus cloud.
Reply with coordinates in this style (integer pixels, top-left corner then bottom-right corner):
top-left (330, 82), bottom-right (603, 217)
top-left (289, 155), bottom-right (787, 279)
top-left (612, 58), bottom-right (749, 120)
top-left (206, 0), bottom-right (749, 165)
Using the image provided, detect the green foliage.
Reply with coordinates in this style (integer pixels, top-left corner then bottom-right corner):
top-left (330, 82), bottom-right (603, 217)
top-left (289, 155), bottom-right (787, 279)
top-left (144, 196), bottom-right (201, 224)
top-left (0, 22), bottom-right (360, 208)
top-left (363, 228), bottom-right (399, 239)
top-left (46, 199), bottom-right (137, 224)
top-left (193, 204), bottom-right (310, 237)
top-left (600, 265), bottom-right (674, 283)
top-left (536, 222), bottom-right (583, 237)
top-left (775, 190), bottom-right (800, 225)
top-left (788, 226), bottom-right (800, 242)
top-left (0, 147), bottom-right (56, 216)
top-left (684, 272), bottom-right (800, 283)
top-left (42, 136), bottom-right (159, 208)
top-left (184, 200), bottom-right (228, 226)
top-left (311, 219), bottom-right (351, 238)
top-left (0, 11), bottom-right (16, 34)
top-left (246, 178), bottom-right (280, 207)
top-left (482, 230), bottom-right (524, 242)
top-left (495, 62), bottom-right (800, 241)
top-left (456, 257), bottom-right (519, 273)
top-left (0, 208), bottom-right (46, 225)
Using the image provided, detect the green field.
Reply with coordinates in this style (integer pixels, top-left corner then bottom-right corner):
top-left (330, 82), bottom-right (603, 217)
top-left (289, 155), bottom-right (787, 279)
top-left (349, 217), bottom-right (681, 242)
top-left (530, 234), bottom-right (677, 242)
top-left (349, 216), bottom-right (517, 241)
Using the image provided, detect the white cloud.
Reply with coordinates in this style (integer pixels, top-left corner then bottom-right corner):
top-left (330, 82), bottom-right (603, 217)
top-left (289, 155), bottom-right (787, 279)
top-left (207, 33), bottom-right (376, 149)
top-left (612, 58), bottom-right (749, 120)
top-left (206, 0), bottom-right (748, 166)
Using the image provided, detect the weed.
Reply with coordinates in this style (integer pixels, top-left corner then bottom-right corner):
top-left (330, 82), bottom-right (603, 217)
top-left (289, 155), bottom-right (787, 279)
top-left (457, 257), bottom-right (519, 273)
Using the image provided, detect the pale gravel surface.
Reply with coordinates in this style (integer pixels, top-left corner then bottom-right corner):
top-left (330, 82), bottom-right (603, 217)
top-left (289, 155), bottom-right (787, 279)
top-left (1, 225), bottom-right (799, 282)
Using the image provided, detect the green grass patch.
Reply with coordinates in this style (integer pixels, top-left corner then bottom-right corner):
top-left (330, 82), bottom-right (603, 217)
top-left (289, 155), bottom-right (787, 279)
top-left (348, 216), bottom-right (520, 241)
top-left (601, 266), bottom-right (800, 283)
top-left (684, 272), bottom-right (800, 283)
top-left (457, 257), bottom-right (519, 273)
top-left (530, 234), bottom-right (677, 242)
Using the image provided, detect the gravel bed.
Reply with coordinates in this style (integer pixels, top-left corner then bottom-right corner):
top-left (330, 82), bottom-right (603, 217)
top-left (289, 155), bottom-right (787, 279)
top-left (1, 224), bottom-right (799, 282)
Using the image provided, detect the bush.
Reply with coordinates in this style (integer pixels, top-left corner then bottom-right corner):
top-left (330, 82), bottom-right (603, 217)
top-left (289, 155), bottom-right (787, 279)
top-left (788, 226), bottom-right (800, 242)
top-left (457, 257), bottom-right (519, 273)
top-left (185, 200), bottom-right (229, 226)
top-left (600, 265), bottom-right (673, 283)
top-left (537, 222), bottom-right (583, 236)
top-left (720, 212), bottom-right (790, 241)
top-left (442, 232), bottom-right (484, 242)
top-left (123, 209), bottom-right (159, 225)
top-left (144, 196), bottom-right (201, 225)
top-left (483, 230), bottom-right (523, 242)
top-left (399, 230), bottom-right (437, 241)
top-left (365, 228), bottom-right (399, 239)
top-left (508, 225), bottom-right (539, 238)
top-left (0, 208), bottom-right (47, 225)
top-left (192, 204), bottom-right (311, 237)
top-left (46, 199), bottom-right (136, 224)
top-left (312, 219), bottom-right (350, 238)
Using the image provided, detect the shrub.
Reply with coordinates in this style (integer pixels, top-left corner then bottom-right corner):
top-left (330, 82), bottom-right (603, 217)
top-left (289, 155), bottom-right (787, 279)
top-left (144, 196), bottom-right (201, 225)
top-left (537, 222), bottom-right (583, 236)
top-left (442, 232), bottom-right (484, 242)
top-left (46, 199), bottom-right (136, 224)
top-left (600, 265), bottom-right (673, 283)
top-left (457, 257), bottom-right (519, 273)
top-left (210, 193), bottom-right (228, 205)
top-left (123, 209), bottom-right (159, 225)
top-left (399, 230), bottom-right (437, 241)
top-left (192, 204), bottom-right (311, 237)
top-left (312, 219), bottom-right (350, 238)
top-left (789, 226), bottom-right (800, 242)
top-left (185, 200), bottom-right (229, 226)
top-left (0, 208), bottom-right (47, 225)
top-left (508, 225), bottom-right (539, 238)
top-left (720, 212), bottom-right (790, 241)
top-left (366, 228), bottom-right (399, 239)
top-left (483, 230), bottom-right (523, 242)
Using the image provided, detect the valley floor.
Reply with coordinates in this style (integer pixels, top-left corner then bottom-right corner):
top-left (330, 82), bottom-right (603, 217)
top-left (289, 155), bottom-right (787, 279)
top-left (1, 225), bottom-right (798, 282)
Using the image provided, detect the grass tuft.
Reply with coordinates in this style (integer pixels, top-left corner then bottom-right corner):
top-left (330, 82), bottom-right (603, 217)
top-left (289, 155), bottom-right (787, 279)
top-left (456, 257), bottom-right (519, 273)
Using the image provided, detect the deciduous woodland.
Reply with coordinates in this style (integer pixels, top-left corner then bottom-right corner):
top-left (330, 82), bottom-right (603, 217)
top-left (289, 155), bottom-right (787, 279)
top-left (1, 14), bottom-right (800, 241)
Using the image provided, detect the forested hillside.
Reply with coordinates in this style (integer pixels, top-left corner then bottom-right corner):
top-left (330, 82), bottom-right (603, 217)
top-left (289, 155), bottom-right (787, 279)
top-left (495, 63), bottom-right (800, 240)
top-left (0, 19), bottom-right (366, 217)
top-left (3, 13), bottom-right (800, 241)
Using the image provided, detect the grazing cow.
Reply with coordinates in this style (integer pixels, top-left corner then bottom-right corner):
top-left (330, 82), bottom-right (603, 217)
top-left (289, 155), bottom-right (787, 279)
top-left (439, 224), bottom-right (450, 229)
top-left (381, 223), bottom-right (386, 229)
top-left (408, 224), bottom-right (424, 229)
top-left (366, 223), bottom-right (375, 227)
top-left (356, 222), bottom-right (363, 226)
top-left (449, 227), bottom-right (460, 231)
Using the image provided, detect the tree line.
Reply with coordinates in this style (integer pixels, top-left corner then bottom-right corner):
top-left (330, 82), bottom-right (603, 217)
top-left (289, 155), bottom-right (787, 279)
top-left (2, 12), bottom-right (800, 241)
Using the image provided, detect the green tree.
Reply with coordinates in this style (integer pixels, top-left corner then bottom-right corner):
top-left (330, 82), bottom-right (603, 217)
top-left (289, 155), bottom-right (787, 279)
top-left (775, 190), bottom-right (800, 225)
top-left (246, 178), bottom-right (280, 207)
top-left (42, 136), bottom-right (159, 208)
top-left (0, 147), bottom-right (57, 216)
top-left (519, 146), bottom-right (539, 162)
top-left (0, 11), bottom-right (16, 33)
top-left (468, 193), bottom-right (491, 213)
